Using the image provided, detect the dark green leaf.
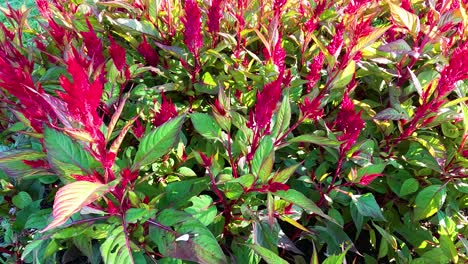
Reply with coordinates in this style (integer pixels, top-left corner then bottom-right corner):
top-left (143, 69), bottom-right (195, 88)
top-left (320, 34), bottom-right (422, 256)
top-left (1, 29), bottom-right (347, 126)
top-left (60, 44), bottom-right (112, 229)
top-left (288, 134), bottom-right (340, 146)
top-left (245, 244), bottom-right (288, 264)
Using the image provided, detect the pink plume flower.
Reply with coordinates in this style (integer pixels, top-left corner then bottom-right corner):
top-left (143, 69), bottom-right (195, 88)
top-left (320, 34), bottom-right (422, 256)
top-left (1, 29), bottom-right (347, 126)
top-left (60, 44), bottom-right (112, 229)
top-left (153, 93), bottom-right (178, 127)
top-left (253, 75), bottom-right (283, 131)
top-left (436, 42), bottom-right (468, 98)
top-left (137, 36), bottom-right (159, 67)
top-left (305, 52), bottom-right (324, 93)
top-left (299, 97), bottom-right (323, 121)
top-left (208, 0), bottom-right (223, 34)
top-left (109, 36), bottom-right (127, 71)
top-left (335, 92), bottom-right (364, 152)
top-left (327, 23), bottom-right (344, 56)
top-left (182, 0), bottom-right (203, 56)
top-left (58, 55), bottom-right (104, 139)
top-left (81, 20), bottom-right (105, 69)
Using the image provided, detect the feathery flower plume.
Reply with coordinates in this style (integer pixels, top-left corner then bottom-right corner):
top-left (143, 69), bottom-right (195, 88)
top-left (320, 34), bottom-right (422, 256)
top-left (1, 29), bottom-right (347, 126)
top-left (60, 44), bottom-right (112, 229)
top-left (335, 92), bottom-right (364, 152)
top-left (137, 36), bottom-right (159, 67)
top-left (153, 93), bottom-right (178, 126)
top-left (109, 36), bottom-right (127, 71)
top-left (208, 0), bottom-right (223, 35)
top-left (182, 0), bottom-right (203, 57)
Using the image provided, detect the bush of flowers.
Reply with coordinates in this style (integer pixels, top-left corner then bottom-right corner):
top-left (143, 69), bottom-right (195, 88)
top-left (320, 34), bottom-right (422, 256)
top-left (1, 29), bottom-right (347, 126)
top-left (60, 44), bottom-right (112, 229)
top-left (0, 0), bottom-right (467, 263)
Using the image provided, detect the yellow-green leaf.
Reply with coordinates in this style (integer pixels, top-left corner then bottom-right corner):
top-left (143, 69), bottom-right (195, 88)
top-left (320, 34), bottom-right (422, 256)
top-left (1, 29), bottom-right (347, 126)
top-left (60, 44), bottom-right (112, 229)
top-left (388, 2), bottom-right (420, 36)
top-left (41, 181), bottom-right (109, 233)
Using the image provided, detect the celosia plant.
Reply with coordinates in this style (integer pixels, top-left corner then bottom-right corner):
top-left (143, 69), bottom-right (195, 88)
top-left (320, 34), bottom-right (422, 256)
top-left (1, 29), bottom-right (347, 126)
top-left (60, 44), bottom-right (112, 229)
top-left (0, 0), bottom-right (467, 263)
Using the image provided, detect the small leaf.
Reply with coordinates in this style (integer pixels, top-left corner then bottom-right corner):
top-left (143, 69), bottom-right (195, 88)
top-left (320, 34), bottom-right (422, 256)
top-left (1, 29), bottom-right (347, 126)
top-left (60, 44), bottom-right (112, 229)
top-left (245, 244), bottom-right (289, 264)
top-left (12, 191), bottom-right (32, 209)
top-left (101, 226), bottom-right (135, 264)
top-left (111, 18), bottom-right (158, 36)
top-left (271, 163), bottom-right (301, 183)
top-left (332, 60), bottom-right (356, 89)
top-left (258, 151), bottom-right (274, 183)
top-left (191, 113), bottom-right (221, 140)
top-left (274, 189), bottom-right (336, 224)
top-left (351, 193), bottom-right (386, 221)
top-left (408, 67), bottom-right (423, 97)
top-left (441, 122), bottom-right (459, 139)
top-left (352, 26), bottom-right (391, 53)
top-left (374, 108), bottom-right (409, 120)
top-left (133, 115), bottom-right (184, 169)
top-left (288, 134), bottom-right (340, 146)
top-left (414, 185), bottom-right (446, 221)
top-left (373, 223), bottom-right (397, 250)
top-left (252, 136), bottom-right (274, 176)
top-left (400, 178), bottom-right (419, 196)
top-left (378, 39), bottom-right (412, 54)
top-left (184, 195), bottom-right (217, 226)
top-left (271, 91), bottom-right (291, 139)
top-left (41, 181), bottom-right (109, 232)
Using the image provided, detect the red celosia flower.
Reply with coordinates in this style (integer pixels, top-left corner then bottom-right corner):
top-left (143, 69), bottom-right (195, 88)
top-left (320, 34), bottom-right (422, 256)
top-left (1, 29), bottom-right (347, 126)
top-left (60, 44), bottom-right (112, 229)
top-left (81, 19), bottom-right (105, 69)
top-left (58, 55), bottom-right (103, 139)
top-left (106, 200), bottom-right (119, 215)
top-left (335, 92), bottom-right (364, 152)
top-left (73, 171), bottom-right (102, 183)
top-left (327, 23), bottom-right (344, 56)
top-left (272, 36), bottom-right (286, 74)
top-left (273, 0), bottom-right (287, 16)
top-left (359, 173), bottom-right (383, 185)
top-left (299, 96), bottom-right (323, 120)
top-left (22, 159), bottom-right (50, 169)
top-left (109, 36), bottom-right (127, 71)
top-left (305, 52), bottom-right (324, 93)
top-left (153, 93), bottom-right (178, 126)
top-left (268, 181), bottom-right (290, 192)
top-left (435, 42), bottom-right (468, 98)
top-left (182, 0), bottom-right (203, 56)
top-left (253, 76), bottom-right (283, 131)
top-left (208, 0), bottom-right (223, 35)
top-left (137, 36), bottom-right (159, 67)
top-left (132, 119), bottom-right (145, 139)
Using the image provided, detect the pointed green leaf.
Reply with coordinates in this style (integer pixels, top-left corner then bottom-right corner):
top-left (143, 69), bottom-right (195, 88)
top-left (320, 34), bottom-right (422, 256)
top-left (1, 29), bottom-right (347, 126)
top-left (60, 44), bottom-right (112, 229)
top-left (101, 226), bottom-right (135, 264)
top-left (245, 244), bottom-right (288, 264)
top-left (133, 115), bottom-right (184, 169)
top-left (191, 113), bottom-right (221, 140)
top-left (414, 185), bottom-right (447, 221)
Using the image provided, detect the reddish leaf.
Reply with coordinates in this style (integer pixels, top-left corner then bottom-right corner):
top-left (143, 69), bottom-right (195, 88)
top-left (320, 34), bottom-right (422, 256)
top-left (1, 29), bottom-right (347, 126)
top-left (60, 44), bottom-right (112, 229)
top-left (359, 174), bottom-right (383, 185)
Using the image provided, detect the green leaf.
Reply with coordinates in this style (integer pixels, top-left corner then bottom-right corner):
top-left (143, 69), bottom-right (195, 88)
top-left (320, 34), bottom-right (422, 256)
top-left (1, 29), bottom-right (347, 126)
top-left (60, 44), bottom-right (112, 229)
top-left (274, 189), bottom-right (336, 224)
top-left (351, 193), bottom-right (385, 221)
top-left (44, 126), bottom-right (99, 180)
top-left (372, 223), bottom-right (397, 250)
top-left (110, 17), bottom-right (158, 36)
top-left (271, 163), bottom-right (301, 183)
top-left (414, 185), bottom-right (447, 221)
top-left (258, 151), bottom-right (274, 183)
top-left (101, 226), bottom-right (135, 264)
top-left (322, 246), bottom-right (349, 264)
top-left (133, 115), bottom-right (184, 169)
top-left (439, 234), bottom-right (458, 263)
top-left (191, 113), bottom-right (221, 140)
top-left (154, 209), bottom-right (226, 264)
top-left (245, 244), bottom-right (288, 264)
top-left (441, 122), bottom-right (459, 139)
top-left (399, 178), bottom-right (419, 196)
top-left (12, 191), bottom-right (32, 209)
top-left (0, 150), bottom-right (52, 179)
top-left (271, 91), bottom-right (291, 139)
top-left (351, 26), bottom-right (391, 53)
top-left (184, 195), bottom-right (217, 226)
top-left (125, 208), bottom-right (156, 224)
top-left (288, 134), bottom-right (340, 146)
top-left (374, 108), bottom-right (409, 120)
top-left (177, 167), bottom-right (197, 177)
top-left (332, 60), bottom-right (356, 89)
top-left (252, 135), bottom-right (274, 176)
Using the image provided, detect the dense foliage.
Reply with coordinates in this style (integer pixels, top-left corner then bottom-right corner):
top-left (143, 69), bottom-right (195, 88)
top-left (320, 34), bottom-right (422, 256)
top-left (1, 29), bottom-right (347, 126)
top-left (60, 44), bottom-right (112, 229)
top-left (0, 0), bottom-right (467, 263)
